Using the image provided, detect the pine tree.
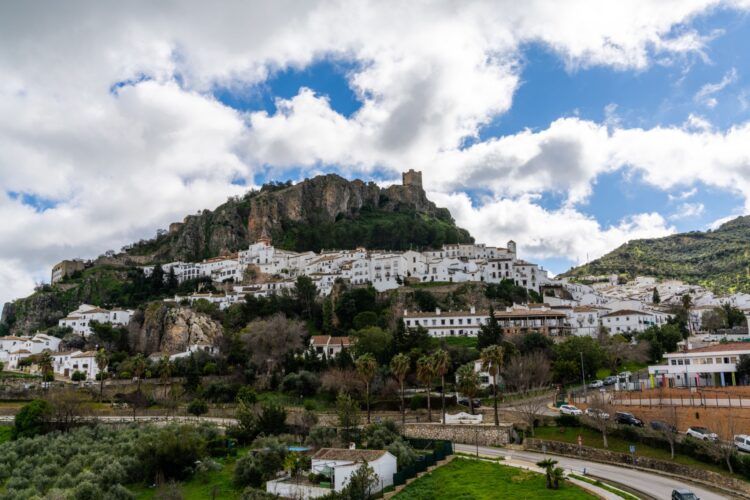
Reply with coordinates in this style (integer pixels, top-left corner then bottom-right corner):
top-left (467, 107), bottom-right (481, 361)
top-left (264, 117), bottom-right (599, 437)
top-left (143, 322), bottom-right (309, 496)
top-left (478, 306), bottom-right (503, 349)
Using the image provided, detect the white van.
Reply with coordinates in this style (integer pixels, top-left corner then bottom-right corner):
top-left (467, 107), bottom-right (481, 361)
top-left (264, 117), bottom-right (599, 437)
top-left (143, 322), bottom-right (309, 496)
top-left (734, 435), bottom-right (750, 452)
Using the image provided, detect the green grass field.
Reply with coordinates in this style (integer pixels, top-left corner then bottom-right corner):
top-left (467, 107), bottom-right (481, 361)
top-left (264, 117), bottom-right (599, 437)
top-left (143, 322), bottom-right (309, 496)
top-left (430, 336), bottom-right (478, 349)
top-left (393, 457), bottom-right (595, 500)
top-left (533, 426), bottom-right (732, 476)
top-left (130, 448), bottom-right (248, 499)
top-left (0, 426), bottom-right (12, 445)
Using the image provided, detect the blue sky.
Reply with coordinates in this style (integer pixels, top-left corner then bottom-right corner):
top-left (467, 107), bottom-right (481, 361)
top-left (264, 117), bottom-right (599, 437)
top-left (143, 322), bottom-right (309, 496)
top-left (4, 1), bottom-right (750, 304)
top-left (206, 6), bottom-right (750, 274)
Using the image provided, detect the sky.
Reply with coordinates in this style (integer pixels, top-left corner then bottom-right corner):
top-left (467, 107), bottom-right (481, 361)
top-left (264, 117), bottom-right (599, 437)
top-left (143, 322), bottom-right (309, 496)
top-left (2, 1), bottom-right (750, 307)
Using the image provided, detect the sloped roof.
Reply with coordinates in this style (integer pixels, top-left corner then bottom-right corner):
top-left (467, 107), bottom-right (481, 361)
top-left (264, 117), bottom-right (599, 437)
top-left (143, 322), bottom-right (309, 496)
top-left (312, 448), bottom-right (387, 462)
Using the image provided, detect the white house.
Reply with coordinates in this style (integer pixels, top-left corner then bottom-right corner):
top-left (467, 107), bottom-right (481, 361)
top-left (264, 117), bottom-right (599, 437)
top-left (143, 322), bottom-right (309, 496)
top-left (648, 342), bottom-right (750, 388)
top-left (600, 309), bottom-right (670, 335)
top-left (267, 448), bottom-right (397, 498)
top-left (310, 336), bottom-right (352, 359)
top-left (58, 304), bottom-right (133, 337)
top-left (66, 351), bottom-right (100, 379)
top-left (169, 343), bottom-right (219, 361)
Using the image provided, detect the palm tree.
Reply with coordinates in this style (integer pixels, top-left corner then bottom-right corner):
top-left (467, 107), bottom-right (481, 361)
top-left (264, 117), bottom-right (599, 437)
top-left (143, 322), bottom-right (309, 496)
top-left (416, 355), bottom-right (435, 422)
top-left (131, 353), bottom-right (146, 392)
top-left (158, 356), bottom-right (173, 399)
top-left (95, 348), bottom-right (109, 401)
top-left (481, 345), bottom-right (504, 426)
top-left (456, 363), bottom-right (480, 415)
top-left (38, 351), bottom-right (53, 380)
top-left (432, 349), bottom-right (450, 424)
top-left (390, 353), bottom-right (410, 424)
top-left (355, 354), bottom-right (378, 424)
top-left (536, 458), bottom-right (558, 489)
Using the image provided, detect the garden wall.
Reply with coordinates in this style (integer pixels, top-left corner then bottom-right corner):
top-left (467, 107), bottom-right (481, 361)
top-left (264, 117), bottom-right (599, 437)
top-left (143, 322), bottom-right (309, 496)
top-left (401, 423), bottom-right (512, 446)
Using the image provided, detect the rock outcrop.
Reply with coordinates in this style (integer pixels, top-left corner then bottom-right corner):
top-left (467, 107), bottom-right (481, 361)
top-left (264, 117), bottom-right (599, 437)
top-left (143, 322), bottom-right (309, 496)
top-left (129, 303), bottom-right (223, 354)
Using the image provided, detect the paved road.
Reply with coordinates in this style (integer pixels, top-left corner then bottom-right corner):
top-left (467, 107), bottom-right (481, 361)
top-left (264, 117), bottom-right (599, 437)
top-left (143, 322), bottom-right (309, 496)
top-left (454, 444), bottom-right (730, 500)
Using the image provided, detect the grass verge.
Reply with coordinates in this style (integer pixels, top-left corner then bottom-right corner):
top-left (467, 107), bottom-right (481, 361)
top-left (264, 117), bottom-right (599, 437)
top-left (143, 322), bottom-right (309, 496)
top-left (393, 457), bottom-right (596, 499)
top-left (568, 473), bottom-right (639, 500)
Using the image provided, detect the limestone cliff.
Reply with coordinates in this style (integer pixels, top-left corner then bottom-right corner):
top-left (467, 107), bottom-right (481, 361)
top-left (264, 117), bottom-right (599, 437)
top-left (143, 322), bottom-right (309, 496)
top-left (129, 303), bottom-right (223, 354)
top-left (125, 173), bottom-right (473, 262)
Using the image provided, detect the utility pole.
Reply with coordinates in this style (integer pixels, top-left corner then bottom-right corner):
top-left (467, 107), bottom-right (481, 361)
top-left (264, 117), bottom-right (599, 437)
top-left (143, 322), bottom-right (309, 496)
top-left (580, 351), bottom-right (587, 402)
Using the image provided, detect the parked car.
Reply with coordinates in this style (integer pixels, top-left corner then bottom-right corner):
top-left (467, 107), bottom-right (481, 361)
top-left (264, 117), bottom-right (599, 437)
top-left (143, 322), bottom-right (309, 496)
top-left (584, 408), bottom-right (610, 420)
top-left (672, 488), bottom-right (699, 500)
top-left (650, 420), bottom-right (677, 433)
top-left (686, 426), bottom-right (718, 441)
top-left (458, 398), bottom-right (481, 408)
top-left (589, 380), bottom-right (604, 388)
top-left (559, 405), bottom-right (583, 416)
top-left (735, 435), bottom-right (750, 452)
top-left (614, 412), bottom-right (644, 427)
top-left (603, 376), bottom-right (618, 386)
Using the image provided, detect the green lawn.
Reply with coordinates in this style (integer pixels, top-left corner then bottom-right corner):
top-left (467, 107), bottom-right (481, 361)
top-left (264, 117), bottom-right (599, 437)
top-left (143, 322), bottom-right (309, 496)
top-left (595, 361), bottom-right (648, 380)
top-left (533, 426), bottom-right (732, 476)
top-left (430, 336), bottom-right (478, 349)
top-left (0, 426), bottom-right (12, 444)
top-left (130, 448), bottom-right (249, 499)
top-left (394, 457), bottom-right (596, 500)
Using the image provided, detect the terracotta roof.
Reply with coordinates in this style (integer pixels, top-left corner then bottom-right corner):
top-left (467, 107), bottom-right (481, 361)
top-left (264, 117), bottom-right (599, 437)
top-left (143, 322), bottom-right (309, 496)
top-left (680, 342), bottom-right (750, 354)
top-left (81, 308), bottom-right (109, 314)
top-left (312, 448), bottom-right (388, 462)
top-left (601, 309), bottom-right (652, 318)
top-left (11, 349), bottom-right (31, 354)
top-left (310, 335), bottom-right (352, 347)
top-left (0, 336), bottom-right (26, 341)
top-left (72, 351), bottom-right (98, 358)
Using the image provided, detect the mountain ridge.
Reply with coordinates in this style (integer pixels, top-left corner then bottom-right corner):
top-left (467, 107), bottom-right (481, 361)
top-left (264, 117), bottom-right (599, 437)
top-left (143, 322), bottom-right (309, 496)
top-left (563, 215), bottom-right (750, 293)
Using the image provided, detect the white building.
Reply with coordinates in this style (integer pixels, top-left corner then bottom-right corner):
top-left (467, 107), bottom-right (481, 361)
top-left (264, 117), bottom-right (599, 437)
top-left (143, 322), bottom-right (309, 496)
top-left (648, 342), bottom-right (750, 388)
top-left (58, 304), bottom-right (133, 337)
top-left (310, 336), bottom-right (352, 358)
top-left (267, 448), bottom-right (397, 499)
top-left (169, 343), bottom-right (219, 361)
top-left (600, 309), bottom-right (671, 335)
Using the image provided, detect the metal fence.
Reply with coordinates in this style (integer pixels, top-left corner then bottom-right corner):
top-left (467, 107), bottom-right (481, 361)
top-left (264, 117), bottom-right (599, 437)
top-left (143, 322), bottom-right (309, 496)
top-left (392, 439), bottom-right (453, 487)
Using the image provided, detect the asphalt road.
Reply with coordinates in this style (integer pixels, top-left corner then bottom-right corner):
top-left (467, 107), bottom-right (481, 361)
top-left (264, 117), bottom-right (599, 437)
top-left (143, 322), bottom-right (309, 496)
top-left (454, 443), bottom-right (730, 500)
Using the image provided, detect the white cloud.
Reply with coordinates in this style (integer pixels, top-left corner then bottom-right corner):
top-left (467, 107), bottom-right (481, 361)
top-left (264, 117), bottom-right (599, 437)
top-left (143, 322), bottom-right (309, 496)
top-left (694, 67), bottom-right (738, 107)
top-left (668, 187), bottom-right (698, 201)
top-left (0, 0), bottom-right (748, 307)
top-left (430, 192), bottom-right (675, 266)
top-left (669, 202), bottom-right (706, 220)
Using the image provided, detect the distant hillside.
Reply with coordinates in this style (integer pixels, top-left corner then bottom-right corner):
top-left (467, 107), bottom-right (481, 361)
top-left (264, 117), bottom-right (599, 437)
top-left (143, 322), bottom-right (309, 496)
top-left (124, 173), bottom-right (473, 262)
top-left (564, 216), bottom-right (750, 293)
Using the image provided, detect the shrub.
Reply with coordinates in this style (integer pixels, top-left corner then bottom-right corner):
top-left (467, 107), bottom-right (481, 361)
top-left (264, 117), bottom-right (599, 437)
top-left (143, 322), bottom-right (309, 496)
top-left (234, 437), bottom-right (287, 487)
top-left (280, 370), bottom-right (320, 397)
top-left (236, 386), bottom-right (257, 405)
top-left (71, 371), bottom-right (86, 382)
top-left (555, 414), bottom-right (581, 428)
top-left (13, 399), bottom-right (52, 439)
top-left (137, 425), bottom-right (207, 481)
top-left (187, 399), bottom-right (209, 417)
top-left (255, 402), bottom-right (287, 436)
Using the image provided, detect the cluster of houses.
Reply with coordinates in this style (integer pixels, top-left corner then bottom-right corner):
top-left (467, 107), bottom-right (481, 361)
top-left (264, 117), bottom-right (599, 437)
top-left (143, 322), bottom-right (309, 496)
top-left (0, 333), bottom-right (101, 380)
top-left (57, 304), bottom-right (133, 337)
top-left (144, 233), bottom-right (550, 307)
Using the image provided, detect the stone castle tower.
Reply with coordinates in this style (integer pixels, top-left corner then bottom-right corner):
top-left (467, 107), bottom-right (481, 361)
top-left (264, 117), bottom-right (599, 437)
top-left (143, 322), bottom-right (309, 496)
top-left (402, 169), bottom-right (422, 187)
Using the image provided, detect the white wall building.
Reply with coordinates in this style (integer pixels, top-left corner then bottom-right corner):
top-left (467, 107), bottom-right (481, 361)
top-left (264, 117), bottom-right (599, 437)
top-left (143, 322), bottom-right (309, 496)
top-left (648, 342), bottom-right (749, 388)
top-left (600, 309), bottom-right (671, 335)
top-left (310, 336), bottom-right (352, 358)
top-left (58, 304), bottom-right (133, 337)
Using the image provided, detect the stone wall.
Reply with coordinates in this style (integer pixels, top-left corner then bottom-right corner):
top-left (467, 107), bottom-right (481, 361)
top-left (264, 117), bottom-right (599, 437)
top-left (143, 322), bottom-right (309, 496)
top-left (402, 423), bottom-right (512, 446)
top-left (526, 439), bottom-right (750, 498)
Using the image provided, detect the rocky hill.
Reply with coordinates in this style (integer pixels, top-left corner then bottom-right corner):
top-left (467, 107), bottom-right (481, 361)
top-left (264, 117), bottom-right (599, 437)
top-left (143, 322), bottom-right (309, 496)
top-left (564, 215), bottom-right (750, 293)
top-left (125, 173), bottom-right (473, 262)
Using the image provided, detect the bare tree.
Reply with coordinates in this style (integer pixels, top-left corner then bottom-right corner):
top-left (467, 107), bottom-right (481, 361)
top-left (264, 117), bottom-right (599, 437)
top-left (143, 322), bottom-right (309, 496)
top-left (705, 412), bottom-right (738, 474)
top-left (654, 404), bottom-right (680, 459)
top-left (585, 391), bottom-right (613, 448)
top-left (503, 352), bottom-right (552, 437)
top-left (321, 368), bottom-right (361, 395)
top-left (45, 388), bottom-right (89, 432)
top-left (241, 314), bottom-right (305, 385)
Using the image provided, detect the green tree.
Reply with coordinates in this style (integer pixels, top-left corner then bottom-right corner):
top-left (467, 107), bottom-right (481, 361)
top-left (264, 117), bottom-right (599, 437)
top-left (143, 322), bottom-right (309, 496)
top-left (38, 351), bottom-right (53, 380)
top-left (721, 302), bottom-right (746, 328)
top-left (95, 348), bottom-right (109, 401)
top-left (158, 356), bottom-right (174, 399)
top-left (187, 398), bottom-right (208, 418)
top-left (480, 345), bottom-right (504, 426)
top-left (352, 327), bottom-right (392, 363)
top-left (131, 353), bottom-right (147, 392)
top-left (13, 399), bottom-right (52, 439)
top-left (477, 306), bottom-right (503, 349)
top-left (432, 349), bottom-right (450, 424)
top-left (552, 336), bottom-right (607, 383)
top-left (455, 363), bottom-right (480, 415)
top-left (652, 287), bottom-right (661, 304)
top-left (390, 353), bottom-right (410, 424)
top-left (737, 355), bottom-right (750, 384)
top-left (294, 276), bottom-right (317, 320)
top-left (536, 458), bottom-right (559, 489)
top-left (336, 392), bottom-right (361, 442)
top-left (355, 354), bottom-right (378, 424)
top-left (340, 463), bottom-right (378, 499)
top-left (416, 355), bottom-right (436, 422)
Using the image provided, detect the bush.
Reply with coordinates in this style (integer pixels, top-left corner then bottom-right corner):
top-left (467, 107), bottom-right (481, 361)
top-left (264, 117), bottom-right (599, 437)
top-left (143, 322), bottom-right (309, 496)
top-left (187, 399), bottom-right (209, 417)
top-left (555, 414), bottom-right (581, 428)
top-left (256, 402), bottom-right (287, 436)
top-left (137, 425), bottom-right (207, 481)
top-left (236, 386), bottom-right (257, 405)
top-left (234, 439), bottom-right (287, 488)
top-left (280, 370), bottom-right (320, 397)
top-left (71, 371), bottom-right (86, 382)
top-left (13, 399), bottom-right (52, 439)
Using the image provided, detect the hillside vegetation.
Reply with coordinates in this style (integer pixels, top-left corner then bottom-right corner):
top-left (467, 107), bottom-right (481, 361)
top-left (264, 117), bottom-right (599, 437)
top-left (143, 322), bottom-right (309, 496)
top-left (564, 215), bottom-right (750, 293)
